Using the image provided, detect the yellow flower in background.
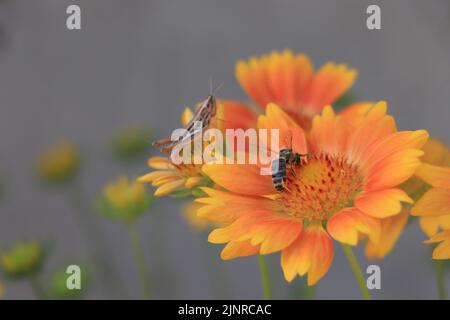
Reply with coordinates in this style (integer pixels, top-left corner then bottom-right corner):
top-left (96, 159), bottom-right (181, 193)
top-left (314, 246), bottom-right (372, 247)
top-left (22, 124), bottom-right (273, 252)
top-left (182, 202), bottom-right (218, 231)
top-left (236, 49), bottom-right (357, 128)
top-left (97, 176), bottom-right (152, 223)
top-left (424, 230), bottom-right (450, 260)
top-left (411, 164), bottom-right (450, 259)
top-left (98, 177), bottom-right (153, 298)
top-left (420, 138), bottom-right (450, 166)
top-left (0, 242), bottom-right (44, 279)
top-left (408, 139), bottom-right (450, 238)
top-left (197, 102), bottom-right (428, 285)
top-left (35, 140), bottom-right (80, 183)
top-left (364, 210), bottom-right (410, 260)
top-left (0, 282), bottom-right (5, 298)
top-left (111, 126), bottom-right (151, 160)
top-left (364, 138), bottom-right (450, 260)
top-left (402, 138), bottom-right (450, 201)
top-left (49, 265), bottom-right (89, 299)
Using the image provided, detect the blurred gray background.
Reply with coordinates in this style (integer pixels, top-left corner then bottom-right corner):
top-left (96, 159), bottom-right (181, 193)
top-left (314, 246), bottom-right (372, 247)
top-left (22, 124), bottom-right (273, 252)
top-left (0, 0), bottom-right (449, 299)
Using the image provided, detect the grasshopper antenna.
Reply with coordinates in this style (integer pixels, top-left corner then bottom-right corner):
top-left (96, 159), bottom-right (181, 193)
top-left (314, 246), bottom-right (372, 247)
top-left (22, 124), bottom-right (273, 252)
top-left (212, 81), bottom-right (224, 95)
top-left (209, 77), bottom-right (213, 95)
top-left (209, 77), bottom-right (224, 95)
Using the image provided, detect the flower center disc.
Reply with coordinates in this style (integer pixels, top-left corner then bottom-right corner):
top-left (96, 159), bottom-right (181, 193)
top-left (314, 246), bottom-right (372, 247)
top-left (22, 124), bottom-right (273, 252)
top-left (279, 154), bottom-right (363, 222)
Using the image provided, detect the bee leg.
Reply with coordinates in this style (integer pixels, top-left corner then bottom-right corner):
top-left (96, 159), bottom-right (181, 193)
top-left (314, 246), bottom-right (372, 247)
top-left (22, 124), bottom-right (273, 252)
top-left (281, 180), bottom-right (293, 193)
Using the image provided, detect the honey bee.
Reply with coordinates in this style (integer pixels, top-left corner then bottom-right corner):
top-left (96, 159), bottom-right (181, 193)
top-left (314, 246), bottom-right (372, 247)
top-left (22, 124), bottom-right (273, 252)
top-left (271, 148), bottom-right (306, 192)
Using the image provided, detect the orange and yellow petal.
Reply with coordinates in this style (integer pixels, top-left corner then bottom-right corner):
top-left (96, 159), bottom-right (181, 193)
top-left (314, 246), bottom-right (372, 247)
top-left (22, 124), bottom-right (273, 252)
top-left (267, 51), bottom-right (314, 111)
top-left (196, 187), bottom-right (274, 224)
top-left (257, 103), bottom-right (308, 154)
top-left (359, 130), bottom-right (429, 174)
top-left (182, 202), bottom-right (217, 231)
top-left (202, 163), bottom-right (274, 196)
top-left (420, 138), bottom-right (450, 166)
top-left (365, 210), bottom-right (409, 260)
top-left (339, 102), bottom-right (374, 122)
top-left (138, 170), bottom-right (177, 183)
top-left (197, 202), bottom-right (273, 225)
top-left (209, 212), bottom-right (302, 255)
top-left (197, 204), bottom-right (239, 225)
top-left (154, 179), bottom-right (186, 197)
top-left (181, 107), bottom-right (195, 127)
top-left (236, 49), bottom-right (356, 117)
top-left (364, 148), bottom-right (424, 191)
top-left (327, 207), bottom-right (380, 245)
top-left (147, 157), bottom-right (175, 170)
top-left (280, 224), bottom-right (333, 285)
top-left (308, 105), bottom-right (349, 156)
top-left (301, 62), bottom-right (357, 115)
top-left (208, 210), bottom-right (275, 243)
top-left (140, 165), bottom-right (206, 197)
top-left (152, 174), bottom-right (181, 187)
top-left (184, 176), bottom-right (204, 189)
top-left (236, 56), bottom-right (275, 109)
top-left (243, 219), bottom-right (302, 255)
top-left (344, 101), bottom-right (396, 164)
top-left (415, 164), bottom-right (450, 189)
top-left (424, 230), bottom-right (450, 260)
top-left (355, 188), bottom-right (413, 219)
top-left (236, 50), bottom-right (314, 111)
top-left (411, 188), bottom-right (450, 217)
top-left (217, 100), bottom-right (258, 130)
top-left (221, 240), bottom-right (260, 260)
top-left (419, 215), bottom-right (450, 238)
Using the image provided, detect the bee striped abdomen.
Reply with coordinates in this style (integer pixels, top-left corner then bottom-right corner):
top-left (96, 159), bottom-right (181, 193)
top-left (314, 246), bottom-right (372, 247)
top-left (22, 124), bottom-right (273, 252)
top-left (271, 148), bottom-right (306, 192)
top-left (271, 157), bottom-right (287, 192)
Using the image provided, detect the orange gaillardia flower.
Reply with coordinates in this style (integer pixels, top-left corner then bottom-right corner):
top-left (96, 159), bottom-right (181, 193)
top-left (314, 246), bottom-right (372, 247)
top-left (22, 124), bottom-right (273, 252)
top-left (139, 101), bottom-right (256, 197)
top-left (196, 101), bottom-right (428, 285)
top-left (411, 164), bottom-right (450, 259)
top-left (236, 49), bottom-right (358, 128)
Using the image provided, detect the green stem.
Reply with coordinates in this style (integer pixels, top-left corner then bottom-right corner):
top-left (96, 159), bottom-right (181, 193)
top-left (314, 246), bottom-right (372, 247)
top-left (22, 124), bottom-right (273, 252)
top-left (29, 276), bottom-right (46, 300)
top-left (128, 221), bottom-right (151, 299)
top-left (257, 255), bottom-right (272, 300)
top-left (199, 232), bottom-right (231, 299)
top-left (66, 182), bottom-right (126, 298)
top-left (292, 277), bottom-right (315, 300)
top-left (435, 260), bottom-right (447, 300)
top-left (305, 284), bottom-right (315, 300)
top-left (341, 244), bottom-right (371, 300)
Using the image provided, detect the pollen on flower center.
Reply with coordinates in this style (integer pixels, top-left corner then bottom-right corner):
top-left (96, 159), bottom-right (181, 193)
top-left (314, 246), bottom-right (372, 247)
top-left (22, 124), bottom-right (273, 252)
top-left (279, 154), bottom-right (363, 221)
